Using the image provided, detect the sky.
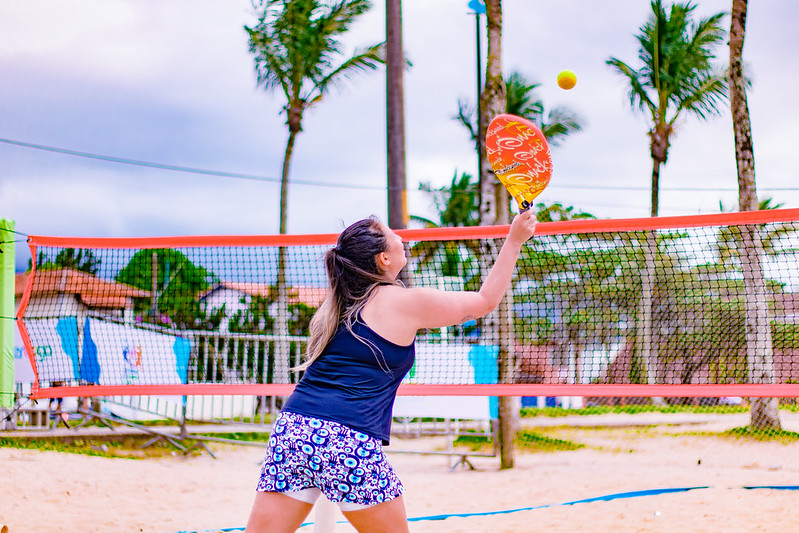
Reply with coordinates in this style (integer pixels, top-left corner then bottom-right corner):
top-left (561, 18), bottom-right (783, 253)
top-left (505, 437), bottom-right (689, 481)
top-left (1, 0), bottom-right (798, 272)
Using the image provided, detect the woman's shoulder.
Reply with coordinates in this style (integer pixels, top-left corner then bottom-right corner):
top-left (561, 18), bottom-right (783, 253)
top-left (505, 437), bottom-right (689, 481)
top-left (370, 283), bottom-right (407, 304)
top-left (372, 282), bottom-right (433, 301)
top-left (361, 283), bottom-right (416, 320)
top-left (362, 284), bottom-right (421, 344)
top-left (370, 284), bottom-right (445, 315)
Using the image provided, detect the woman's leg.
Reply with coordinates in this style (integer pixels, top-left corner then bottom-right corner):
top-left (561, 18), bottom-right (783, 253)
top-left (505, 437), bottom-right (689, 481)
top-left (245, 491), bottom-right (314, 533)
top-left (341, 495), bottom-right (410, 533)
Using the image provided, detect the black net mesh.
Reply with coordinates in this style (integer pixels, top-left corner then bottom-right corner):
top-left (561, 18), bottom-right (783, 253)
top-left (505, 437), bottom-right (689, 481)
top-left (16, 215), bottom-right (799, 400)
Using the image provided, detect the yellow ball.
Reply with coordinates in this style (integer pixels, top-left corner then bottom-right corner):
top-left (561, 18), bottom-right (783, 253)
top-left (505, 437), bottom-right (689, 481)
top-left (557, 70), bottom-right (577, 90)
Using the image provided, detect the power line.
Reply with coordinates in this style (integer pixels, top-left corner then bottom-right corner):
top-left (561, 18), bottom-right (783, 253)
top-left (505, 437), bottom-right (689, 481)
top-left (0, 137), bottom-right (384, 191)
top-left (548, 184), bottom-right (799, 192)
top-left (2, 136), bottom-right (798, 193)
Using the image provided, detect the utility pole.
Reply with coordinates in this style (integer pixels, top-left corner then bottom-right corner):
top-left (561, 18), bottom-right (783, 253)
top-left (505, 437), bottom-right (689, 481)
top-left (470, 0), bottom-right (486, 201)
top-left (151, 252), bottom-right (158, 318)
top-left (386, 0), bottom-right (407, 230)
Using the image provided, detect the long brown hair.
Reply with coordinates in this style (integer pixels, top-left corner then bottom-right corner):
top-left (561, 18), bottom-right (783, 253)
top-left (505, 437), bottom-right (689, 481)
top-left (296, 216), bottom-right (401, 370)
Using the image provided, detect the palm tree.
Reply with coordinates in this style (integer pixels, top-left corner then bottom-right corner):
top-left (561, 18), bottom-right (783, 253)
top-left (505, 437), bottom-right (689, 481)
top-left (411, 172), bottom-right (479, 285)
top-left (245, 0), bottom-right (384, 382)
top-left (729, 0), bottom-right (780, 430)
top-left (410, 172), bottom-right (482, 293)
top-left (606, 0), bottom-right (728, 218)
top-left (411, 173), bottom-right (596, 293)
top-left (607, 0), bottom-right (727, 396)
top-left (456, 70), bottom-right (583, 150)
top-left (449, 67), bottom-right (583, 230)
top-left (478, 0), bottom-right (514, 469)
top-left (475, 0), bottom-right (583, 471)
top-left (246, 0), bottom-right (384, 235)
top-left (33, 248), bottom-right (101, 275)
top-left (717, 198), bottom-right (797, 267)
top-left (415, 172), bottom-right (481, 229)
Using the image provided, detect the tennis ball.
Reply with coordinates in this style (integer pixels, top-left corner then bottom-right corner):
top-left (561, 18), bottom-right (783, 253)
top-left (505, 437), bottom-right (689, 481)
top-left (557, 70), bottom-right (577, 90)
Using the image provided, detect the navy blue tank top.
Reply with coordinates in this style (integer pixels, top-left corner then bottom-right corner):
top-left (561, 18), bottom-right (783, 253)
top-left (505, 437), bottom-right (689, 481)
top-left (282, 317), bottom-right (415, 444)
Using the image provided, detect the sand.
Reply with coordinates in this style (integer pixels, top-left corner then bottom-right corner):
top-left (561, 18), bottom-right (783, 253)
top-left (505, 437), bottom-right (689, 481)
top-left (2, 413), bottom-right (798, 532)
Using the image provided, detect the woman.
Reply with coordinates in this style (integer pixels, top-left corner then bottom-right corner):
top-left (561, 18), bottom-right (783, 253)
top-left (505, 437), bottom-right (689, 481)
top-left (246, 210), bottom-right (537, 532)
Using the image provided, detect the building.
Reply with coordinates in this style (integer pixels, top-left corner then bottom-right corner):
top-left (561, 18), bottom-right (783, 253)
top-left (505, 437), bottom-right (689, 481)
top-left (198, 281), bottom-right (327, 331)
top-left (15, 268), bottom-right (150, 322)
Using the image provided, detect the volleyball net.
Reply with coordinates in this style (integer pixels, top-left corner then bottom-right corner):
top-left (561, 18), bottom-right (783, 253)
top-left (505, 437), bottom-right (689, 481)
top-left (15, 209), bottom-right (799, 402)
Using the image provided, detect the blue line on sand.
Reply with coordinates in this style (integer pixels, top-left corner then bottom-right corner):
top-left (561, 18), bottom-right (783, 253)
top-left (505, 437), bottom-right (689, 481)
top-left (175, 485), bottom-right (799, 532)
top-left (744, 485), bottom-right (799, 491)
top-left (408, 486), bottom-right (709, 521)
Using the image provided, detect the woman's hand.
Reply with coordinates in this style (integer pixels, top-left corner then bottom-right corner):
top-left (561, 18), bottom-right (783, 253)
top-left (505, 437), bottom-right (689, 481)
top-left (507, 209), bottom-right (537, 246)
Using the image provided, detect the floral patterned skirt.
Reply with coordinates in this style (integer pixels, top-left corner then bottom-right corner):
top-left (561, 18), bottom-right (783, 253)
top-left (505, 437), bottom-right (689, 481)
top-left (256, 411), bottom-right (404, 506)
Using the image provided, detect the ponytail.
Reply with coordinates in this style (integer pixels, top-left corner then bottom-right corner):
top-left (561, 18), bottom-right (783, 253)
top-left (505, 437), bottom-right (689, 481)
top-left (295, 216), bottom-right (400, 370)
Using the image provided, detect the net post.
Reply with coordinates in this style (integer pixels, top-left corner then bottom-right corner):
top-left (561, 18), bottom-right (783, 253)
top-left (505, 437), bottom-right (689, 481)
top-left (0, 219), bottom-right (15, 411)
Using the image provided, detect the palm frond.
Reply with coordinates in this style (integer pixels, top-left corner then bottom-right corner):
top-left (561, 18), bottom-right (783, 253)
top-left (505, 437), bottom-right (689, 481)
top-left (673, 72), bottom-right (727, 121)
top-left (245, 25), bottom-right (292, 98)
top-left (409, 214), bottom-right (439, 228)
top-left (542, 107), bottom-right (584, 147)
top-left (453, 69), bottom-right (583, 147)
top-left (312, 42), bottom-right (385, 100)
top-left (453, 99), bottom-right (478, 144)
top-left (606, 57), bottom-right (657, 116)
top-left (505, 72), bottom-right (543, 119)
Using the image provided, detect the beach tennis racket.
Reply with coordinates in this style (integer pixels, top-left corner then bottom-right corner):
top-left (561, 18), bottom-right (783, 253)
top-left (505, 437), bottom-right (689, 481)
top-left (485, 113), bottom-right (553, 212)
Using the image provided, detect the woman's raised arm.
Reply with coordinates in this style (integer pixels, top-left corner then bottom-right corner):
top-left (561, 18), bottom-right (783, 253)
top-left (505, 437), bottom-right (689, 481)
top-left (375, 210), bottom-right (537, 337)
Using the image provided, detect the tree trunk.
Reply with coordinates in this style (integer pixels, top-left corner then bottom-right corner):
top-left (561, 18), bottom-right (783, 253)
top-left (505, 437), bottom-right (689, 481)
top-left (647, 122), bottom-right (671, 219)
top-left (638, 157), bottom-right (663, 403)
top-left (739, 226), bottom-right (779, 429)
top-left (649, 156), bottom-right (661, 218)
top-left (638, 230), bottom-right (655, 382)
top-left (640, 115), bottom-right (671, 402)
top-left (480, 0), bottom-right (515, 470)
top-left (273, 126), bottom-right (299, 384)
top-left (729, 0), bottom-right (780, 430)
top-left (730, 0), bottom-right (757, 213)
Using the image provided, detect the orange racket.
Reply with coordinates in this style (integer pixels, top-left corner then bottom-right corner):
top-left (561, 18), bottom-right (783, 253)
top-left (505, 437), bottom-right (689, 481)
top-left (485, 113), bottom-right (553, 212)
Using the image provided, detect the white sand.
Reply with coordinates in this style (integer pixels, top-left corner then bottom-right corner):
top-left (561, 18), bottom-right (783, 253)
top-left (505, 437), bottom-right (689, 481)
top-left (2, 414), bottom-right (798, 532)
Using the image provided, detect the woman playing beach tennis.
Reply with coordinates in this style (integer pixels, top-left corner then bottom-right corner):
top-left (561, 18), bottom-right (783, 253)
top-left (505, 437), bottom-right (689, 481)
top-left (245, 210), bottom-right (537, 532)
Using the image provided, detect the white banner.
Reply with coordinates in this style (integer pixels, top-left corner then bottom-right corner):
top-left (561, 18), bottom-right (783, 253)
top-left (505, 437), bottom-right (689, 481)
top-left (80, 318), bottom-right (191, 385)
top-left (394, 343), bottom-right (498, 420)
top-left (19, 317), bottom-right (80, 383)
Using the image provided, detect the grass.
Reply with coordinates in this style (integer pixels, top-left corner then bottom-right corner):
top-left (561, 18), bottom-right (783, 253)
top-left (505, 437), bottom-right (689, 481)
top-left (516, 429), bottom-right (585, 451)
top-left (453, 428), bottom-right (584, 453)
top-left (0, 434), bottom-right (208, 459)
top-left (195, 431), bottom-right (270, 443)
top-left (0, 409), bottom-right (273, 459)
top-left (718, 426), bottom-right (799, 443)
top-left (6, 403), bottom-right (795, 458)
top-left (520, 404), bottom-right (754, 418)
top-left (87, 413), bottom-right (275, 427)
top-left (673, 425), bottom-right (799, 444)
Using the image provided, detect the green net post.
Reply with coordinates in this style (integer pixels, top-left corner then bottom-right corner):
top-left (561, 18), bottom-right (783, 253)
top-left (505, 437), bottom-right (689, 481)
top-left (0, 219), bottom-right (15, 409)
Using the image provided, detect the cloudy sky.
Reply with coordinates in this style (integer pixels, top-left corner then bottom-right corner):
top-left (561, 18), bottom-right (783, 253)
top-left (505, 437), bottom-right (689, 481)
top-left (1, 0), bottom-right (798, 271)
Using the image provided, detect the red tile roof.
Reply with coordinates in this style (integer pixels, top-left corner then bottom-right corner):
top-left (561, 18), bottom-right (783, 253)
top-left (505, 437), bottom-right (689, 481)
top-left (15, 268), bottom-right (150, 309)
top-left (202, 282), bottom-right (328, 308)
